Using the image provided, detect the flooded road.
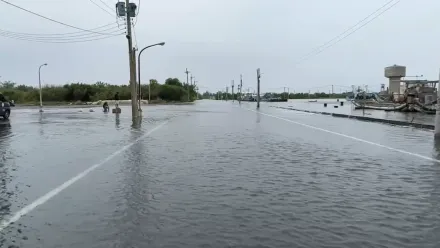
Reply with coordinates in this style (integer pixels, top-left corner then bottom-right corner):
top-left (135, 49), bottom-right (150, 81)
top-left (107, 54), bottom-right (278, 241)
top-left (1, 100), bottom-right (440, 247)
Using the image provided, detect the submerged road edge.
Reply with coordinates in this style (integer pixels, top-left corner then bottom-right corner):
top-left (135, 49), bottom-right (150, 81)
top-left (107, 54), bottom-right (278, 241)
top-left (0, 120), bottom-right (169, 232)
top-left (242, 107), bottom-right (440, 164)
top-left (273, 106), bottom-right (435, 130)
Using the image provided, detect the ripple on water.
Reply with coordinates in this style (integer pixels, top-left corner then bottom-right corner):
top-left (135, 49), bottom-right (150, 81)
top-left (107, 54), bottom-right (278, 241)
top-left (111, 114), bottom-right (440, 248)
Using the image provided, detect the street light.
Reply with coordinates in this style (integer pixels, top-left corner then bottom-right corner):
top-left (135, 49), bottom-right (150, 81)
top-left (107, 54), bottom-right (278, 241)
top-left (38, 63), bottom-right (48, 112)
top-left (137, 42), bottom-right (165, 113)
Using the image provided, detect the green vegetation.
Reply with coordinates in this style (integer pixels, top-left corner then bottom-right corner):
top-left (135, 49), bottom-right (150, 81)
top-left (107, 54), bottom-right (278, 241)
top-left (201, 91), bottom-right (348, 100)
top-left (0, 78), bottom-right (197, 104)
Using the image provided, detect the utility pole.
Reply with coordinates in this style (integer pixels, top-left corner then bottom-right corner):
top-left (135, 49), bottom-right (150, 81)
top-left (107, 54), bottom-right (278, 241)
top-left (237, 84), bottom-right (241, 103)
top-left (190, 74), bottom-right (194, 101)
top-left (332, 85), bottom-right (334, 95)
top-left (132, 48), bottom-right (138, 113)
top-left (435, 69), bottom-right (440, 139)
top-left (257, 68), bottom-right (261, 108)
top-left (192, 76), bottom-right (196, 99)
top-left (232, 80), bottom-right (235, 102)
top-left (185, 68), bottom-right (190, 101)
top-left (284, 87), bottom-right (286, 100)
top-left (122, 0), bottom-right (137, 118)
top-left (193, 80), bottom-right (198, 100)
top-left (225, 86), bottom-right (229, 101)
top-left (239, 74), bottom-right (243, 104)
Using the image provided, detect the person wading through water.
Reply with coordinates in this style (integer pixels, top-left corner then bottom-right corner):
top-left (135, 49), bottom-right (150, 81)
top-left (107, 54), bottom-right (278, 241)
top-left (102, 101), bottom-right (109, 112)
top-left (114, 92), bottom-right (120, 108)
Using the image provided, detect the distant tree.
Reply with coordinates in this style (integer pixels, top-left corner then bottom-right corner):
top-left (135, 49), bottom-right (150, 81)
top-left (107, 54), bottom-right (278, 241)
top-left (158, 84), bottom-right (186, 101)
top-left (164, 78), bottom-right (183, 87)
top-left (15, 84), bottom-right (33, 92)
top-left (0, 81), bottom-right (16, 89)
top-left (149, 79), bottom-right (159, 90)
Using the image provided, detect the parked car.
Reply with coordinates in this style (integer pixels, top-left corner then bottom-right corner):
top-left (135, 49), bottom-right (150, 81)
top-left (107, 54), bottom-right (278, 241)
top-left (0, 93), bottom-right (11, 120)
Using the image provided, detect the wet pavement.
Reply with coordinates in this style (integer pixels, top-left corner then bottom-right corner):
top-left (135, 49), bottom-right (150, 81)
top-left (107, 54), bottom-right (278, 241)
top-left (0, 100), bottom-right (440, 247)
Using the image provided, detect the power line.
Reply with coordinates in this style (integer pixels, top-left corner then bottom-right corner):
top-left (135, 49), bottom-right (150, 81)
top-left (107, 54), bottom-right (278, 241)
top-left (0, 32), bottom-right (124, 44)
top-left (97, 0), bottom-right (115, 12)
top-left (89, 0), bottom-right (115, 17)
top-left (295, 0), bottom-right (401, 66)
top-left (0, 25), bottom-right (123, 39)
top-left (133, 0), bottom-right (140, 26)
top-left (0, 22), bottom-right (119, 36)
top-left (296, 0), bottom-right (396, 63)
top-left (0, 27), bottom-right (123, 41)
top-left (0, 0), bottom-right (117, 35)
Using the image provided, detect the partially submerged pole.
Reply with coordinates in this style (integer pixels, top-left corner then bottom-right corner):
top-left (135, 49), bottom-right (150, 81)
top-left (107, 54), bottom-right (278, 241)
top-left (435, 68), bottom-right (440, 138)
top-left (226, 86), bottom-right (228, 101)
top-left (239, 74), bottom-right (243, 104)
top-left (126, 2), bottom-right (137, 119)
top-left (185, 68), bottom-right (190, 101)
top-left (232, 80), bottom-right (235, 102)
top-left (257, 68), bottom-right (261, 109)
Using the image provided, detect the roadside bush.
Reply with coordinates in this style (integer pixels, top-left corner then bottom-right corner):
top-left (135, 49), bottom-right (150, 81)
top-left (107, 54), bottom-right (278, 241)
top-left (0, 78), bottom-right (196, 103)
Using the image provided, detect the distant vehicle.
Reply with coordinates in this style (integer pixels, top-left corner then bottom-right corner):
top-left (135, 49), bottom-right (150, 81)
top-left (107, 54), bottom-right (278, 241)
top-left (0, 94), bottom-right (11, 120)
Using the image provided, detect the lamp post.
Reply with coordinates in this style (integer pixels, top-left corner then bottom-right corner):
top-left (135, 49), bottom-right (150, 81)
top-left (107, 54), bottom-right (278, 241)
top-left (137, 42), bottom-right (165, 113)
top-left (38, 63), bottom-right (48, 112)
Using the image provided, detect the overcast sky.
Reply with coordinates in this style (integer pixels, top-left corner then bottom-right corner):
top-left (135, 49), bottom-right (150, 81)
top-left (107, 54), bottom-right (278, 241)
top-left (0, 0), bottom-right (437, 93)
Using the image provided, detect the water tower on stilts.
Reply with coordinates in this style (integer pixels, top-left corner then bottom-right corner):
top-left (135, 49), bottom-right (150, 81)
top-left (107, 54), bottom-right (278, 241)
top-left (384, 64), bottom-right (406, 102)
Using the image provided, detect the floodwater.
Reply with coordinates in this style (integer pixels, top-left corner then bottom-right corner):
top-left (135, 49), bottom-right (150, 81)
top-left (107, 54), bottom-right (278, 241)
top-left (0, 100), bottom-right (440, 247)
top-left (270, 99), bottom-right (436, 125)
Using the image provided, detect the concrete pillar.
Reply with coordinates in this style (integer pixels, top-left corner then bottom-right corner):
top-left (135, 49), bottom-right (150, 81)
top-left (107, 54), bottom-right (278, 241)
top-left (389, 77), bottom-right (401, 98)
top-left (435, 69), bottom-right (440, 138)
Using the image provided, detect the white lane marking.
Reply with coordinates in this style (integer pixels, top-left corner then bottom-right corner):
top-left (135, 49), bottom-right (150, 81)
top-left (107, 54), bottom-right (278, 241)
top-left (0, 121), bottom-right (168, 232)
top-left (244, 108), bottom-right (440, 163)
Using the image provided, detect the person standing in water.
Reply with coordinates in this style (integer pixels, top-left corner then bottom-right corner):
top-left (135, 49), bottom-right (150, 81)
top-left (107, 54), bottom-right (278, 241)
top-left (102, 101), bottom-right (109, 112)
top-left (114, 92), bottom-right (120, 108)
